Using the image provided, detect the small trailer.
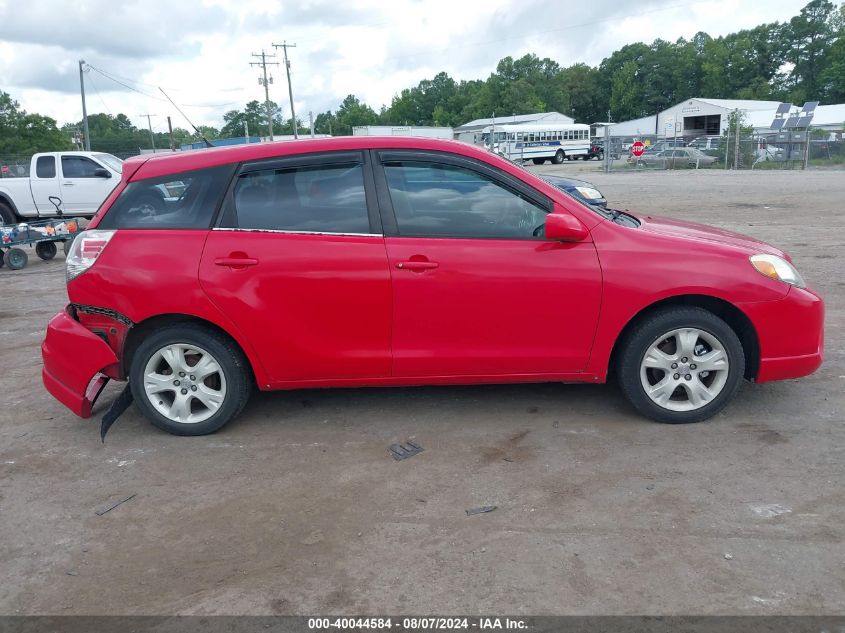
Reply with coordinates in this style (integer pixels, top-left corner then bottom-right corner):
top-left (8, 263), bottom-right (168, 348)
top-left (0, 215), bottom-right (82, 270)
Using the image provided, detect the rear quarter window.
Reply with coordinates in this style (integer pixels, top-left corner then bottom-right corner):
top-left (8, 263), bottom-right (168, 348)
top-left (97, 165), bottom-right (233, 229)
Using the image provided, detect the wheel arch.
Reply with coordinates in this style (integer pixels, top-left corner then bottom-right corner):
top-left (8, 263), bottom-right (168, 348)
top-left (0, 193), bottom-right (21, 220)
top-left (607, 294), bottom-right (760, 381)
top-left (122, 313), bottom-right (263, 387)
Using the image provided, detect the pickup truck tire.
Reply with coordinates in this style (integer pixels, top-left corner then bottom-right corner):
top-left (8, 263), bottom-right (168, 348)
top-left (0, 201), bottom-right (15, 225)
top-left (4, 247), bottom-right (28, 270)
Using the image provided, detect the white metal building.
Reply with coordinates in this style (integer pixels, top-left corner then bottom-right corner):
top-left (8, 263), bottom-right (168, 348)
top-left (454, 112), bottom-right (575, 143)
top-left (352, 125), bottom-right (454, 139)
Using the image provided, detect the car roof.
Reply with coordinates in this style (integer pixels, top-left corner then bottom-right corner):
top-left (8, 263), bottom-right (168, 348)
top-left (124, 136), bottom-right (495, 181)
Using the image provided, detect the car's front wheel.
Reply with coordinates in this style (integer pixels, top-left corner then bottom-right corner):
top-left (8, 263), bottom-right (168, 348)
top-left (129, 324), bottom-right (251, 435)
top-left (617, 307), bottom-right (744, 423)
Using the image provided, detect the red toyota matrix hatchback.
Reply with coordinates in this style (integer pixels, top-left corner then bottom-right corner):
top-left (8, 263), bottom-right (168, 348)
top-left (41, 137), bottom-right (824, 436)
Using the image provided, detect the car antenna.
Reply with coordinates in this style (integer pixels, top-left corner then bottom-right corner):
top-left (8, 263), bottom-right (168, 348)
top-left (158, 87), bottom-right (214, 148)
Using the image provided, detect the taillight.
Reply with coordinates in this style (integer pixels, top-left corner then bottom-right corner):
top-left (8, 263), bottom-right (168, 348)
top-left (66, 230), bottom-right (115, 281)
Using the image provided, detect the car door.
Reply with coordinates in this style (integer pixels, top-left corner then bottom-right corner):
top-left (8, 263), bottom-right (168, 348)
top-left (59, 155), bottom-right (116, 214)
top-left (198, 151), bottom-right (392, 384)
top-left (30, 155), bottom-right (61, 215)
top-left (372, 150), bottom-right (602, 377)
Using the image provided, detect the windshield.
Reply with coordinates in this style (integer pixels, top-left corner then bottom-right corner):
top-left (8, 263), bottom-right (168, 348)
top-left (94, 153), bottom-right (123, 173)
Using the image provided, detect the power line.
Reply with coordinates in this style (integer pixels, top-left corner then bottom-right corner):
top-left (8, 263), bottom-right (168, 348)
top-left (84, 70), bottom-right (113, 115)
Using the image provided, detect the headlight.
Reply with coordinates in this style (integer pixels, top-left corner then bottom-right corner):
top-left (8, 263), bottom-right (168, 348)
top-left (750, 254), bottom-right (805, 288)
top-left (574, 186), bottom-right (603, 200)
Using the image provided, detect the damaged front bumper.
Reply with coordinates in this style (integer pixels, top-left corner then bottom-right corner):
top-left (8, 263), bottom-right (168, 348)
top-left (42, 306), bottom-right (120, 418)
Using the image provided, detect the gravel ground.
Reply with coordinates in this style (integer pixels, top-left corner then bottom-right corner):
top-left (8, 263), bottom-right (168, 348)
top-left (0, 167), bottom-right (842, 615)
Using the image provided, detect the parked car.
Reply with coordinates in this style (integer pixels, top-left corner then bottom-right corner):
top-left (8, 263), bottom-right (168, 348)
top-left (631, 148), bottom-right (717, 168)
top-left (687, 136), bottom-right (722, 153)
top-left (42, 137), bottom-right (824, 436)
top-left (540, 175), bottom-right (607, 207)
top-left (0, 152), bottom-right (123, 223)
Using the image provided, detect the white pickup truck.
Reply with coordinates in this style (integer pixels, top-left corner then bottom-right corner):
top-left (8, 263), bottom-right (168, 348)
top-left (0, 152), bottom-right (123, 223)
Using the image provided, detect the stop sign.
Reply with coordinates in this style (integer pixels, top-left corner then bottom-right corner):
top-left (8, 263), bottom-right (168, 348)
top-left (632, 141), bottom-right (646, 157)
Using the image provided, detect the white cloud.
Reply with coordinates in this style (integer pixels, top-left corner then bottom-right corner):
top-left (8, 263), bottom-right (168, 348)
top-left (0, 0), bottom-right (810, 130)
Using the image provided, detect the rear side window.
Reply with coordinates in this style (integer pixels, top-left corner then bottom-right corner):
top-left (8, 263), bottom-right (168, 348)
top-left (98, 165), bottom-right (232, 230)
top-left (231, 163), bottom-right (370, 234)
top-left (36, 156), bottom-right (56, 178)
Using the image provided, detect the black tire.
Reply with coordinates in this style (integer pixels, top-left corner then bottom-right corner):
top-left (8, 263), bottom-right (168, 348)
top-left (598, 152), bottom-right (605, 161)
top-left (0, 251), bottom-right (4, 268)
top-left (0, 201), bottom-right (15, 224)
top-left (63, 236), bottom-right (75, 257)
top-left (4, 247), bottom-right (27, 270)
top-left (129, 324), bottom-right (252, 436)
top-left (616, 307), bottom-right (745, 424)
top-left (531, 158), bottom-right (545, 165)
top-left (553, 150), bottom-right (565, 164)
top-left (36, 241), bottom-right (57, 260)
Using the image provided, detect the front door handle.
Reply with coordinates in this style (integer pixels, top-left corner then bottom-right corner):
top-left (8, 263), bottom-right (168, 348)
top-left (214, 256), bottom-right (259, 268)
top-left (396, 260), bottom-right (439, 271)
top-left (62, 182), bottom-right (75, 186)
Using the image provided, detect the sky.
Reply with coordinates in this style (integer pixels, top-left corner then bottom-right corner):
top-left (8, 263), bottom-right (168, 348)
top-left (0, 0), bottom-right (812, 133)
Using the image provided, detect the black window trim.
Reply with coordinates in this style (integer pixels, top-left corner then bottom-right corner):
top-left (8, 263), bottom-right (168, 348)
top-left (216, 150), bottom-right (382, 236)
top-left (371, 149), bottom-right (553, 239)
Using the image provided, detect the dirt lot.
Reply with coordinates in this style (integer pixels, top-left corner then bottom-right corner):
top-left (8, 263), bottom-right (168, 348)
top-left (1, 168), bottom-right (843, 615)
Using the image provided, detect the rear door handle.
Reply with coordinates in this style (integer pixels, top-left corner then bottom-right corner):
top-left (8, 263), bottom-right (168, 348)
top-left (396, 260), bottom-right (439, 271)
top-left (62, 182), bottom-right (74, 186)
top-left (214, 257), bottom-right (259, 268)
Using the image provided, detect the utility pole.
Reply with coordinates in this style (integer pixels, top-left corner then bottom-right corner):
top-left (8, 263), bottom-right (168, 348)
top-left (309, 110), bottom-right (314, 138)
top-left (140, 113), bottom-right (157, 151)
top-left (251, 50), bottom-right (279, 141)
top-left (273, 41), bottom-right (298, 139)
top-left (78, 60), bottom-right (91, 151)
top-left (244, 120), bottom-right (250, 144)
top-left (167, 116), bottom-right (175, 151)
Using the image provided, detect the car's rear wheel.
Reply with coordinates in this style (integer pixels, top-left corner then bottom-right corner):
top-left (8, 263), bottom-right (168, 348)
top-left (617, 307), bottom-right (744, 424)
top-left (553, 150), bottom-right (565, 164)
top-left (129, 324), bottom-right (251, 436)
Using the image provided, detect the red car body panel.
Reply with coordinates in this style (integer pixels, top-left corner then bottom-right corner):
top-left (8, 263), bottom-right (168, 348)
top-left (42, 136), bottom-right (824, 419)
top-left (42, 308), bottom-right (118, 417)
top-left (384, 236), bottom-right (602, 376)
top-left (199, 230), bottom-right (392, 384)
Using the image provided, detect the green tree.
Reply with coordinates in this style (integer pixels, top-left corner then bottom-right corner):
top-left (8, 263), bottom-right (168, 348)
top-left (333, 95), bottom-right (378, 135)
top-left (221, 100), bottom-right (283, 138)
top-left (0, 92), bottom-right (71, 157)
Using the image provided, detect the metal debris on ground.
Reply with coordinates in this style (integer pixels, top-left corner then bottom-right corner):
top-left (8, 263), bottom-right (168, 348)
top-left (94, 494), bottom-right (136, 516)
top-left (466, 505), bottom-right (497, 516)
top-left (724, 553), bottom-right (734, 560)
top-left (100, 384), bottom-right (134, 442)
top-left (389, 440), bottom-right (423, 461)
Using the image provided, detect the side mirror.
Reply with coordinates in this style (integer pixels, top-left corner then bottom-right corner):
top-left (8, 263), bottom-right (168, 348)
top-left (93, 168), bottom-right (111, 178)
top-left (544, 208), bottom-right (589, 242)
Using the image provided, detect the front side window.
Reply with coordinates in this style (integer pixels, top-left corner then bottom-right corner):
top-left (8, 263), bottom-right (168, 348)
top-left (98, 165), bottom-right (232, 229)
top-left (36, 156), bottom-right (56, 178)
top-left (383, 161), bottom-right (547, 240)
top-left (61, 156), bottom-right (104, 178)
top-left (233, 163), bottom-right (370, 234)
